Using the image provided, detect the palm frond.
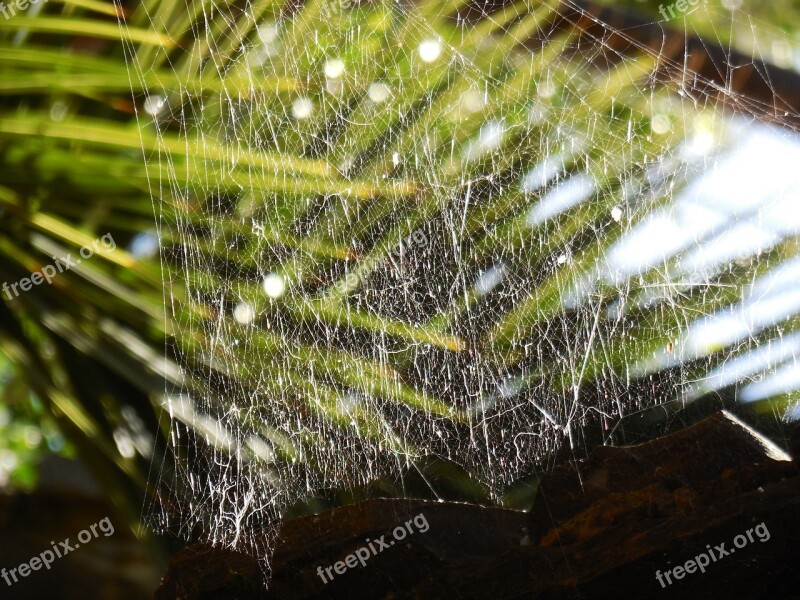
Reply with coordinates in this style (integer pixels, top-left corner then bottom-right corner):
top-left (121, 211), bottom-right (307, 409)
top-left (0, 0), bottom-right (798, 557)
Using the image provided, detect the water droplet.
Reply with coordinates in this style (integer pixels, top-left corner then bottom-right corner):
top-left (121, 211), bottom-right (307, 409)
top-left (324, 58), bottom-right (345, 79)
top-left (263, 273), bottom-right (286, 298)
top-left (367, 82), bottom-right (391, 103)
top-left (143, 95), bottom-right (165, 116)
top-left (291, 97), bottom-right (314, 120)
top-left (418, 39), bottom-right (442, 63)
top-left (233, 302), bottom-right (256, 324)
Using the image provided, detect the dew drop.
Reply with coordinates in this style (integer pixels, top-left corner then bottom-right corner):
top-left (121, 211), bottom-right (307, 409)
top-left (418, 39), bottom-right (442, 63)
top-left (143, 95), bottom-right (166, 116)
top-left (263, 273), bottom-right (286, 298)
top-left (291, 97), bottom-right (314, 120)
top-left (367, 82), bottom-right (391, 103)
top-left (233, 302), bottom-right (256, 324)
top-left (324, 58), bottom-right (345, 79)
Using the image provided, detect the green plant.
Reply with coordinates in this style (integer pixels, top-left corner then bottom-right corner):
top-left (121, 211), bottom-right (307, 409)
top-left (0, 0), bottom-right (797, 559)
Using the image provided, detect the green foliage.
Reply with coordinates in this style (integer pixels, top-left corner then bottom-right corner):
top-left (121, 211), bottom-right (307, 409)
top-left (0, 0), bottom-right (796, 537)
top-left (0, 351), bottom-right (72, 490)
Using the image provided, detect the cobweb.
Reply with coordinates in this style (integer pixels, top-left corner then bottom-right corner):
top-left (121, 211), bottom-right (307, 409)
top-left (117, 0), bottom-right (800, 568)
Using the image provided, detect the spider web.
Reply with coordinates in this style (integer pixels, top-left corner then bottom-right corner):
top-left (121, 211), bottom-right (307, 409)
top-left (117, 0), bottom-right (800, 569)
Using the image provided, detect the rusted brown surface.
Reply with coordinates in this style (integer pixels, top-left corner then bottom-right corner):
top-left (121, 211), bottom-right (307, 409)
top-left (154, 412), bottom-right (800, 598)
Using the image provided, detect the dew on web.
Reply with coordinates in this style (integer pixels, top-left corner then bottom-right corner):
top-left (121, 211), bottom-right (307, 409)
top-left (118, 0), bottom-right (800, 569)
